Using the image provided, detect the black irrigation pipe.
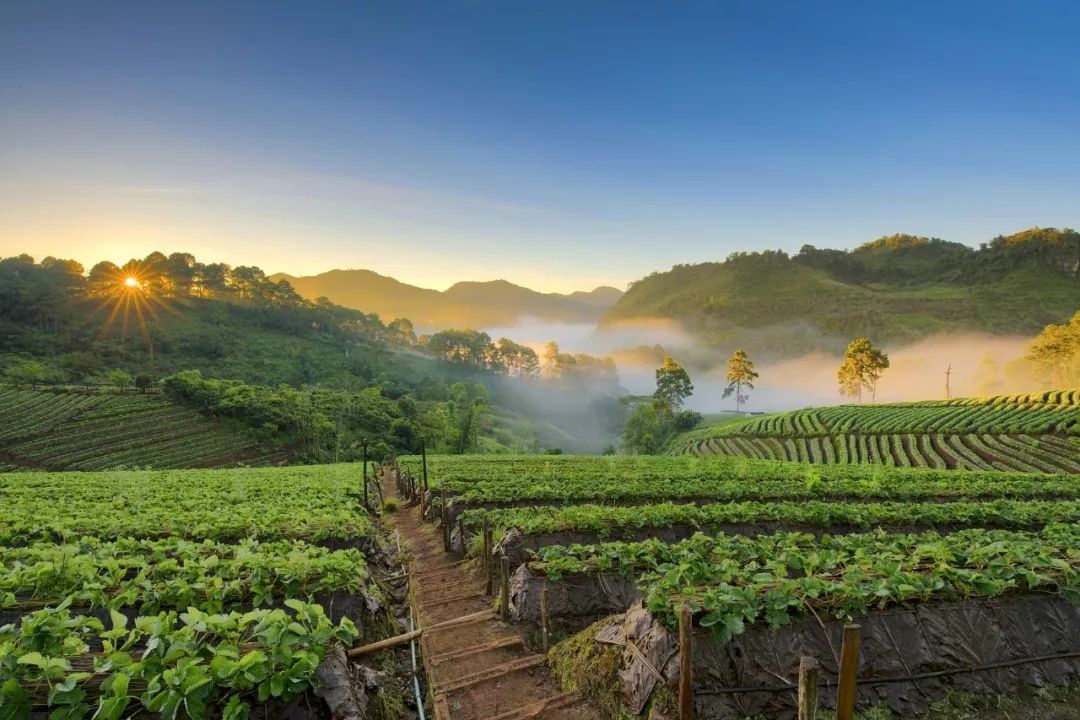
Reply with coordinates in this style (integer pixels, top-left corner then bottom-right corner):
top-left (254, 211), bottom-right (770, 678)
top-left (697, 650), bottom-right (1080, 695)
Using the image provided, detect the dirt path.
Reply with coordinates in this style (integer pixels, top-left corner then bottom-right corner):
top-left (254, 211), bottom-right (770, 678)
top-left (382, 471), bottom-right (599, 720)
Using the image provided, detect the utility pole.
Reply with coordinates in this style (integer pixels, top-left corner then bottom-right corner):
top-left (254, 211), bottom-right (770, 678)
top-left (945, 363), bottom-right (952, 400)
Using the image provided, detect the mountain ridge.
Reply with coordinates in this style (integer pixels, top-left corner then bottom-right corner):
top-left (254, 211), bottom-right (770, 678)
top-left (270, 268), bottom-right (622, 329)
top-left (602, 228), bottom-right (1079, 359)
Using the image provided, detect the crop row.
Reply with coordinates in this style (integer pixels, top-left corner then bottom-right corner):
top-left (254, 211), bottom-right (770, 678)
top-left (0, 465), bottom-right (372, 544)
top-left (0, 390), bottom-right (275, 471)
top-left (59, 431), bottom-right (257, 472)
top-left (460, 498), bottom-right (1080, 540)
top-left (0, 391), bottom-right (117, 443)
top-left (8, 416), bottom-right (254, 468)
top-left (0, 463), bottom-right (380, 720)
top-left (703, 391), bottom-right (1080, 439)
top-left (9, 405), bottom-right (220, 454)
top-left (683, 432), bottom-right (1080, 474)
top-left (406, 454), bottom-right (1079, 510)
top-left (402, 452), bottom-right (1010, 484)
top-left (528, 523), bottom-right (1080, 642)
top-left (940, 390), bottom-right (1079, 406)
top-left (1, 600), bottom-right (358, 720)
top-left (1, 536), bottom-right (374, 613)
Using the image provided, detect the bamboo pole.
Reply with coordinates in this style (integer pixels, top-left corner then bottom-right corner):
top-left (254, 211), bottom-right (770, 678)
top-left (361, 438), bottom-right (369, 509)
top-left (420, 433), bottom-right (429, 493)
top-left (798, 656), bottom-right (819, 720)
top-left (500, 557), bottom-right (511, 621)
top-left (346, 609), bottom-right (496, 658)
top-left (347, 629), bottom-right (422, 657)
top-left (836, 624), bottom-right (861, 720)
top-left (678, 604), bottom-right (693, 720)
top-left (440, 490), bottom-right (450, 552)
top-left (541, 587), bottom-right (550, 654)
top-left (483, 519), bottom-right (493, 595)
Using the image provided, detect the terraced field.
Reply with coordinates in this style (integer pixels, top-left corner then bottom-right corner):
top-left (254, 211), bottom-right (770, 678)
top-left (0, 465), bottom-right (391, 719)
top-left (670, 390), bottom-right (1080, 473)
top-left (0, 388), bottom-right (290, 471)
top-left (396, 454), bottom-right (1080, 718)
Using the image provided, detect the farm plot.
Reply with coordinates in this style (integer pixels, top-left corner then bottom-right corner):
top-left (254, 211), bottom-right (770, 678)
top-left (459, 498), bottom-right (1080, 563)
top-left (401, 454), bottom-right (1080, 519)
top-left (670, 390), bottom-right (1080, 473)
top-left (0, 464), bottom-right (392, 720)
top-left (0, 388), bottom-right (287, 471)
top-left (394, 454), bottom-right (1080, 718)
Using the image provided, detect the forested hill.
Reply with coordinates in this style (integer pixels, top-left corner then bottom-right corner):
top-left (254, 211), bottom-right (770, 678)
top-left (271, 268), bottom-right (622, 329)
top-left (604, 228), bottom-right (1080, 359)
top-left (0, 252), bottom-right (628, 457)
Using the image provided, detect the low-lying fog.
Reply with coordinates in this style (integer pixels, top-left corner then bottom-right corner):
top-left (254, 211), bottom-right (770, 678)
top-left (482, 317), bottom-right (1042, 414)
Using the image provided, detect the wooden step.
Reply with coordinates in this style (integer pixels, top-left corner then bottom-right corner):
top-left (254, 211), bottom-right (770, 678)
top-left (438, 657), bottom-right (568, 720)
top-left (480, 691), bottom-right (587, 720)
top-left (428, 638), bottom-right (529, 683)
top-left (439, 655), bottom-right (546, 693)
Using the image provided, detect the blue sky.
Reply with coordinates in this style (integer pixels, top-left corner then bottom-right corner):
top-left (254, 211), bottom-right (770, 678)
top-left (1, 1), bottom-right (1078, 292)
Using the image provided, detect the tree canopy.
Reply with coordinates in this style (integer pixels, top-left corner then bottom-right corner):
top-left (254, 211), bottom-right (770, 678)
top-left (837, 338), bottom-right (890, 402)
top-left (654, 356), bottom-right (693, 411)
top-left (722, 349), bottom-right (758, 412)
top-left (1026, 311), bottom-right (1080, 388)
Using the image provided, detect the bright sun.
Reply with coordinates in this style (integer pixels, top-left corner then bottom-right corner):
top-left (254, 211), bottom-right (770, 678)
top-left (123, 277), bottom-right (140, 288)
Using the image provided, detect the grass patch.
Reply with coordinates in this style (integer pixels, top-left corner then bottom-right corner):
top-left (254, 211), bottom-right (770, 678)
top-left (547, 617), bottom-right (677, 720)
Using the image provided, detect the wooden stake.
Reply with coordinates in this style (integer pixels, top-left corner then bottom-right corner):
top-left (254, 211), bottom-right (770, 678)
top-left (440, 490), bottom-right (450, 552)
top-left (541, 587), bottom-right (550, 654)
top-left (798, 656), bottom-right (819, 720)
top-left (836, 624), bottom-right (861, 720)
top-left (483, 519), bottom-right (493, 595)
top-left (500, 557), bottom-right (511, 621)
top-left (678, 604), bottom-right (693, 720)
top-left (420, 432), bottom-right (429, 493)
top-left (361, 438), bottom-right (369, 509)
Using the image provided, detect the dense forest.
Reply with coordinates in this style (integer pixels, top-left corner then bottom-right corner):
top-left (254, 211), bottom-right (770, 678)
top-left (605, 228), bottom-right (1080, 360)
top-left (0, 252), bottom-right (626, 458)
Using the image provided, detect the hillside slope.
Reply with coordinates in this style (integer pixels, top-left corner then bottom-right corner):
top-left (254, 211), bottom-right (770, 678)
top-left (271, 268), bottom-right (622, 328)
top-left (0, 388), bottom-right (289, 471)
top-left (604, 229), bottom-right (1079, 358)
